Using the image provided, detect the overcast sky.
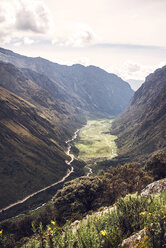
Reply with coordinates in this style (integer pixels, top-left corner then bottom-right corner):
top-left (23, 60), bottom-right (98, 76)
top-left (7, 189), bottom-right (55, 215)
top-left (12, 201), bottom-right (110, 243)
top-left (0, 0), bottom-right (166, 82)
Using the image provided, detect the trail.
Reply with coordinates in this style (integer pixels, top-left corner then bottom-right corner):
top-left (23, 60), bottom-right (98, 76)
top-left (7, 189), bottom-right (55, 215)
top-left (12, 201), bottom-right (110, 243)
top-left (0, 129), bottom-right (80, 214)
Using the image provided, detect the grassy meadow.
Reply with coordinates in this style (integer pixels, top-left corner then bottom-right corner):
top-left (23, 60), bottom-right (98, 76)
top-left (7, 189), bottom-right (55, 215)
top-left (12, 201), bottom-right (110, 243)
top-left (74, 119), bottom-right (117, 162)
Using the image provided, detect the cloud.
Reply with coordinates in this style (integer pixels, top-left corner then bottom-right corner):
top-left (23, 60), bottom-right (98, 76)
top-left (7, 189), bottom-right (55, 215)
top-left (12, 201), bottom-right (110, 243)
top-left (15, 0), bottom-right (51, 33)
top-left (23, 37), bottom-right (34, 45)
top-left (93, 43), bottom-right (165, 50)
top-left (52, 23), bottom-right (99, 47)
top-left (110, 61), bottom-right (155, 80)
top-left (0, 0), bottom-right (51, 45)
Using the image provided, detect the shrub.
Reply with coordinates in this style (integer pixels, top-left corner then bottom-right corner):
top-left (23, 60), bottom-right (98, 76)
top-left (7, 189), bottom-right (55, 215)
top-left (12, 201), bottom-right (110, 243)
top-left (146, 151), bottom-right (166, 180)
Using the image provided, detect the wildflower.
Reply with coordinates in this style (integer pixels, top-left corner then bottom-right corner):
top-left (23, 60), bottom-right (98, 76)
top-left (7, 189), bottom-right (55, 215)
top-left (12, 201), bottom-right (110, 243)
top-left (140, 211), bottom-right (147, 216)
top-left (0, 229), bottom-right (3, 235)
top-left (51, 220), bottom-right (56, 225)
top-left (100, 230), bottom-right (107, 236)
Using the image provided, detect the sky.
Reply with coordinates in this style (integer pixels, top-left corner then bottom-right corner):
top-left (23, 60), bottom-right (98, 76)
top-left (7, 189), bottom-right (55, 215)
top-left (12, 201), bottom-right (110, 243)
top-left (0, 0), bottom-right (166, 84)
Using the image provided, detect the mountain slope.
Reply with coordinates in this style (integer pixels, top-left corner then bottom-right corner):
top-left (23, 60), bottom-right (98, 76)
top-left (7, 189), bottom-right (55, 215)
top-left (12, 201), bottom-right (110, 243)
top-left (112, 66), bottom-right (166, 161)
top-left (0, 87), bottom-right (74, 209)
top-left (0, 47), bottom-right (134, 116)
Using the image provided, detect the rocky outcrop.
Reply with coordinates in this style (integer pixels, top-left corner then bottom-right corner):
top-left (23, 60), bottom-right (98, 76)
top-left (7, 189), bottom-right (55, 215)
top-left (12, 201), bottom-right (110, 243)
top-left (141, 178), bottom-right (166, 196)
top-left (120, 229), bottom-right (146, 248)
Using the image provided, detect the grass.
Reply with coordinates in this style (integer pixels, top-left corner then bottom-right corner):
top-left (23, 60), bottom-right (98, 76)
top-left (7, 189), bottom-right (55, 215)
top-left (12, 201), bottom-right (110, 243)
top-left (74, 119), bottom-right (117, 162)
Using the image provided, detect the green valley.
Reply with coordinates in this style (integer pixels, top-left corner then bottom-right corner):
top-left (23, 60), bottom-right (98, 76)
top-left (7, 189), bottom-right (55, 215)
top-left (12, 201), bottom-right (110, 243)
top-left (74, 119), bottom-right (117, 162)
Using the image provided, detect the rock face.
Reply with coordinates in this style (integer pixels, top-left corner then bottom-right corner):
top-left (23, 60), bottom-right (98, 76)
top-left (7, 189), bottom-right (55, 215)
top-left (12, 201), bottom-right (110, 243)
top-left (141, 178), bottom-right (166, 196)
top-left (112, 66), bottom-right (166, 161)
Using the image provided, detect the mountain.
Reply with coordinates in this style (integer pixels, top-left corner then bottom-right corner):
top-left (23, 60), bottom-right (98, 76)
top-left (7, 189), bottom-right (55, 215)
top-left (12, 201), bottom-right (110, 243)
top-left (0, 87), bottom-right (72, 209)
top-left (0, 61), bottom-right (86, 209)
top-left (0, 47), bottom-right (133, 209)
top-left (112, 66), bottom-right (166, 161)
top-left (0, 47), bottom-right (134, 116)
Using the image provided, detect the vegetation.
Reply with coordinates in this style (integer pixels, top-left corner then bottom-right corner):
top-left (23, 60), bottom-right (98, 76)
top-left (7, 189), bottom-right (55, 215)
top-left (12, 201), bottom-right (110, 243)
top-left (13, 190), bottom-right (166, 248)
top-left (53, 162), bottom-right (152, 224)
top-left (74, 119), bottom-right (117, 162)
top-left (0, 154), bottom-right (166, 247)
top-left (146, 151), bottom-right (166, 180)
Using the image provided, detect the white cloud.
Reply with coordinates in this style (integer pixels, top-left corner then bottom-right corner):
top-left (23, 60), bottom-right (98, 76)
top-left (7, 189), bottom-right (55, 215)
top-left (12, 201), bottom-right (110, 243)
top-left (0, 0), bottom-right (51, 45)
top-left (52, 23), bottom-right (99, 47)
top-left (110, 61), bottom-right (155, 80)
top-left (15, 0), bottom-right (51, 33)
top-left (23, 37), bottom-right (34, 45)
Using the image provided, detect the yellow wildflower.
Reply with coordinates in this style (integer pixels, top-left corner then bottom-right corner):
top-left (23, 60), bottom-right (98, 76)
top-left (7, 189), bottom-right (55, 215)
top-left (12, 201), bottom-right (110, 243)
top-left (51, 220), bottom-right (56, 225)
top-left (0, 230), bottom-right (3, 235)
top-left (140, 211), bottom-right (147, 216)
top-left (100, 230), bottom-right (107, 236)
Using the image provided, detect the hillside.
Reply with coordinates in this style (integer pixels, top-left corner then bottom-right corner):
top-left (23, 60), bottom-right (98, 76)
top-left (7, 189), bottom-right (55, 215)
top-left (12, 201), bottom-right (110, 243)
top-left (112, 66), bottom-right (166, 161)
top-left (0, 87), bottom-right (77, 209)
top-left (0, 47), bottom-right (134, 116)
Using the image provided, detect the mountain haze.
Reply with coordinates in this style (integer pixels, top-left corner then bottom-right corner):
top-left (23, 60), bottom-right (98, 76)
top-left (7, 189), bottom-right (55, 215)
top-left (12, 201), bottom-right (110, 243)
top-left (0, 47), bottom-right (133, 116)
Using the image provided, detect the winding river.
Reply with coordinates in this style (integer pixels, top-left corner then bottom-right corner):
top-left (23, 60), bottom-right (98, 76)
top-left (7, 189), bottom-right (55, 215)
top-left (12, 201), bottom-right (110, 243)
top-left (0, 129), bottom-right (80, 214)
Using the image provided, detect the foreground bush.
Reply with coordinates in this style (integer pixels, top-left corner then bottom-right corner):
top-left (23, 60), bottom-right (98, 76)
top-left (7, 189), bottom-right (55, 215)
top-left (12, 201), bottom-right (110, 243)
top-left (146, 151), bottom-right (166, 180)
top-left (22, 190), bottom-right (166, 248)
top-left (54, 163), bottom-right (152, 224)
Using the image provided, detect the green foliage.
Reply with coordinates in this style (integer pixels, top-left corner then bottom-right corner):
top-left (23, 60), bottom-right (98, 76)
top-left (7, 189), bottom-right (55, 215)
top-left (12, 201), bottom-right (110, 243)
top-left (24, 191), bottom-right (166, 248)
top-left (116, 194), bottom-right (149, 235)
top-left (54, 177), bottom-right (104, 224)
top-left (53, 163), bottom-right (152, 225)
top-left (146, 151), bottom-right (166, 180)
top-left (0, 204), bottom-right (55, 247)
top-left (146, 191), bottom-right (166, 248)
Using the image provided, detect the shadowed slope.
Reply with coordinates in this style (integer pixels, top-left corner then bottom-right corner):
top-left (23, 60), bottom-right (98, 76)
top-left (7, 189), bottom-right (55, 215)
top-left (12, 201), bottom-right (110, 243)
top-left (112, 66), bottom-right (166, 161)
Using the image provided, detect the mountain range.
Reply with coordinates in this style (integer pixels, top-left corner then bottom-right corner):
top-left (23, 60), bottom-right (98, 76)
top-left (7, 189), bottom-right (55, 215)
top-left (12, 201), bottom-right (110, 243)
top-left (0, 47), bottom-right (133, 208)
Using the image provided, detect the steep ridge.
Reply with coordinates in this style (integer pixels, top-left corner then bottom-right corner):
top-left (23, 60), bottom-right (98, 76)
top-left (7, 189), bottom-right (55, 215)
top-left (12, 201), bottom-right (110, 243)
top-left (112, 66), bottom-right (166, 161)
top-left (0, 87), bottom-right (73, 209)
top-left (0, 47), bottom-right (133, 115)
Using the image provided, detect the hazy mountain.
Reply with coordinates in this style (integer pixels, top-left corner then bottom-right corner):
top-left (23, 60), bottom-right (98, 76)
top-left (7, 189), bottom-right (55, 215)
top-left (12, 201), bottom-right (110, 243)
top-left (0, 47), bottom-right (134, 116)
top-left (112, 66), bottom-right (166, 161)
top-left (127, 79), bottom-right (144, 91)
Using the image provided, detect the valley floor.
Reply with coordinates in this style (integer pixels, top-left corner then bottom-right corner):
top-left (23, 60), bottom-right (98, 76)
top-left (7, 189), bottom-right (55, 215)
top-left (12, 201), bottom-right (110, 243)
top-left (74, 119), bottom-right (117, 162)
